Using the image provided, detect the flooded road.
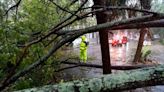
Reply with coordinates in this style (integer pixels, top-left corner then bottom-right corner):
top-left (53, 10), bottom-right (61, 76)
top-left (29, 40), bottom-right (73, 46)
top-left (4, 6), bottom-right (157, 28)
top-left (110, 44), bottom-right (129, 65)
top-left (58, 40), bottom-right (164, 92)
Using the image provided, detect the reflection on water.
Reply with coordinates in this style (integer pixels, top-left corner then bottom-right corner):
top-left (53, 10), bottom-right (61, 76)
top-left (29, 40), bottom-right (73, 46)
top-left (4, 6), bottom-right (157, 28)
top-left (59, 42), bottom-right (164, 92)
top-left (110, 44), bottom-right (128, 65)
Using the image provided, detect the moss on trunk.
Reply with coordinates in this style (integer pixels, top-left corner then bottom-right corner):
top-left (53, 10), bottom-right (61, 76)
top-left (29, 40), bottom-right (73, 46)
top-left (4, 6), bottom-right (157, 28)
top-left (15, 65), bottom-right (164, 92)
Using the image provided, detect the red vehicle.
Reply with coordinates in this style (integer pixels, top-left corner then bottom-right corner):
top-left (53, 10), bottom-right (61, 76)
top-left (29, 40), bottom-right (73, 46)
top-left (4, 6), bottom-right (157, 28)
top-left (112, 39), bottom-right (118, 47)
top-left (122, 36), bottom-right (128, 44)
top-left (112, 36), bottom-right (128, 47)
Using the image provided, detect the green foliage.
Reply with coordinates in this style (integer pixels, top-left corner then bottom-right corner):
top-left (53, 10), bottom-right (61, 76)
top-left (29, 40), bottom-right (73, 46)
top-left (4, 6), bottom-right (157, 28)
top-left (14, 79), bottom-right (33, 90)
top-left (151, 0), bottom-right (164, 13)
top-left (142, 50), bottom-right (151, 59)
top-left (141, 46), bottom-right (151, 61)
top-left (58, 82), bottom-right (75, 92)
top-left (159, 39), bottom-right (164, 45)
top-left (152, 28), bottom-right (164, 37)
top-left (0, 0), bottom-right (78, 90)
top-left (89, 78), bottom-right (103, 92)
top-left (151, 1), bottom-right (164, 36)
top-left (0, 0), bottom-right (93, 91)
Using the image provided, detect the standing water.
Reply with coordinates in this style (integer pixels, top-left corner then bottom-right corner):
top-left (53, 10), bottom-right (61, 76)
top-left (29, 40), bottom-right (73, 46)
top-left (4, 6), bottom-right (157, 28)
top-left (59, 38), bottom-right (164, 92)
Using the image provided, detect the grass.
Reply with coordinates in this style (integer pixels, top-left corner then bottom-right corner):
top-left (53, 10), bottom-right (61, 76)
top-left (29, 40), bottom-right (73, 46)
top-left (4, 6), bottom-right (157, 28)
top-left (159, 39), bottom-right (164, 45)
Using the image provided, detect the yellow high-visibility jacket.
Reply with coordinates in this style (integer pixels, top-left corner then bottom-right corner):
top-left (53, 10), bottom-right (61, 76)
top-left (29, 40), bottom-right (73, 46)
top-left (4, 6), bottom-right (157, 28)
top-left (80, 36), bottom-right (88, 62)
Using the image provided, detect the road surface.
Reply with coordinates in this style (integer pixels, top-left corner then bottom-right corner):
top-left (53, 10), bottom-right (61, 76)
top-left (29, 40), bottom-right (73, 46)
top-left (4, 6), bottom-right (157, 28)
top-left (59, 39), bottom-right (164, 92)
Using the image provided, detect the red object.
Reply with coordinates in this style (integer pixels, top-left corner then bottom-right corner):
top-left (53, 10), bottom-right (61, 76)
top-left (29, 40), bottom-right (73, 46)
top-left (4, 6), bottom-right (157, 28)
top-left (111, 36), bottom-right (128, 47)
top-left (112, 40), bottom-right (118, 46)
top-left (122, 36), bottom-right (128, 44)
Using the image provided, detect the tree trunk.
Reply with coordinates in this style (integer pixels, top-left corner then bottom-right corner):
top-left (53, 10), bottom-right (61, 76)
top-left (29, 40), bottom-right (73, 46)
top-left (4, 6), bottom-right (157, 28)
top-left (133, 28), bottom-right (147, 62)
top-left (61, 61), bottom-right (155, 70)
top-left (16, 65), bottom-right (164, 92)
top-left (133, 0), bottom-right (151, 63)
top-left (93, 0), bottom-right (111, 74)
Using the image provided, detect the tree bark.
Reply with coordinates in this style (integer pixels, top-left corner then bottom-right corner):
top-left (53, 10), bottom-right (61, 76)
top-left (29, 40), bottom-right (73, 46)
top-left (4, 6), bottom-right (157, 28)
top-left (110, 20), bottom-right (164, 30)
top-left (61, 61), bottom-right (155, 70)
top-left (2, 13), bottom-right (164, 91)
top-left (133, 0), bottom-right (151, 63)
top-left (133, 28), bottom-right (148, 62)
top-left (93, 0), bottom-right (111, 74)
top-left (16, 65), bottom-right (164, 92)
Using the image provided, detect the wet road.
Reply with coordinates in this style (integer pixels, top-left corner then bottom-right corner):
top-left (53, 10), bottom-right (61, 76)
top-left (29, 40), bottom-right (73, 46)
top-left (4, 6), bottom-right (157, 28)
top-left (87, 40), bottom-right (137, 65)
top-left (59, 40), bottom-right (164, 92)
top-left (110, 44), bottom-right (129, 65)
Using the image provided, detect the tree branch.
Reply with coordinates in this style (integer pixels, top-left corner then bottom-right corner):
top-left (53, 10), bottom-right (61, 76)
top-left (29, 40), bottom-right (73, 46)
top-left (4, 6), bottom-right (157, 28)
top-left (1, 1), bottom-right (89, 86)
top-left (61, 61), bottom-right (155, 70)
top-left (23, 0), bottom-right (89, 47)
top-left (111, 20), bottom-right (164, 30)
top-left (64, 0), bottom-right (78, 9)
top-left (56, 14), bottom-right (164, 35)
top-left (55, 65), bottom-right (79, 72)
top-left (92, 6), bottom-right (159, 15)
top-left (13, 1), bottom-right (89, 67)
top-left (4, 0), bottom-right (22, 15)
top-left (48, 0), bottom-right (79, 17)
top-left (1, 9), bottom-right (164, 91)
top-left (0, 35), bottom-right (73, 91)
top-left (22, 6), bottom-right (163, 48)
top-left (16, 65), bottom-right (164, 92)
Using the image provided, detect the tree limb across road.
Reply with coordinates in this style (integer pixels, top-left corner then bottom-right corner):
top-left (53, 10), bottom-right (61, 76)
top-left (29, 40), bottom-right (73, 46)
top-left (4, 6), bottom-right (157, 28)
top-left (2, 13), bottom-right (164, 91)
top-left (16, 65), bottom-right (164, 92)
top-left (60, 61), bottom-right (155, 70)
top-left (2, 0), bottom-right (164, 91)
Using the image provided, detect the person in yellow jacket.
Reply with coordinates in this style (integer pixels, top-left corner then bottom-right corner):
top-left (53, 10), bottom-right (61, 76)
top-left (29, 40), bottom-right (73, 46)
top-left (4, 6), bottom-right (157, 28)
top-left (80, 36), bottom-right (88, 63)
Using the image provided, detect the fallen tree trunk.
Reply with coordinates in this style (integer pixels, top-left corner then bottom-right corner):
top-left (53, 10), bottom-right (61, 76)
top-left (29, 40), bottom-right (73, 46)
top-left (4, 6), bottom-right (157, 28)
top-left (16, 65), bottom-right (164, 92)
top-left (4, 14), bottom-right (164, 91)
top-left (61, 61), bottom-right (155, 70)
top-left (111, 20), bottom-right (164, 30)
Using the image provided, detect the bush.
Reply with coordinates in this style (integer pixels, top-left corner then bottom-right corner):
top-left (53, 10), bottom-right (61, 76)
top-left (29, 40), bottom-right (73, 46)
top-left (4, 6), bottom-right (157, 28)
top-left (141, 46), bottom-right (151, 62)
top-left (159, 39), bottom-right (164, 45)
